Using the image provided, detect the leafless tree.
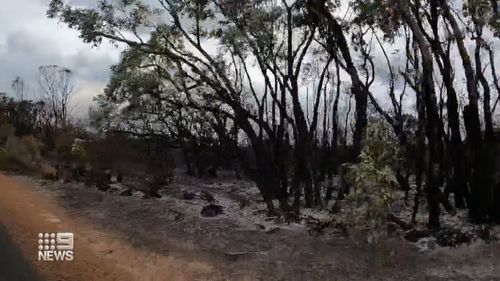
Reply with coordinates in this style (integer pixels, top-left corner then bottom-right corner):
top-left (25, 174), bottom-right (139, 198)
top-left (11, 76), bottom-right (27, 102)
top-left (38, 65), bottom-right (75, 128)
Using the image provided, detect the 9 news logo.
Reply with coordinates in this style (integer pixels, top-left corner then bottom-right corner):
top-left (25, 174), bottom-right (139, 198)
top-left (37, 232), bottom-right (74, 261)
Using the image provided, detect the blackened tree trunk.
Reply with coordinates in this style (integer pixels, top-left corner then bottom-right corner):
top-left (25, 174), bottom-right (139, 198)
top-left (275, 78), bottom-right (289, 205)
top-left (425, 20), bottom-right (467, 208)
top-left (284, 5), bottom-right (316, 209)
top-left (463, 106), bottom-right (491, 222)
top-left (398, 0), bottom-right (444, 228)
top-left (325, 61), bottom-right (342, 203)
top-left (306, 0), bottom-right (368, 157)
top-left (474, 26), bottom-right (494, 141)
top-left (235, 112), bottom-right (284, 215)
top-left (439, 0), bottom-right (490, 222)
top-left (412, 81), bottom-right (427, 224)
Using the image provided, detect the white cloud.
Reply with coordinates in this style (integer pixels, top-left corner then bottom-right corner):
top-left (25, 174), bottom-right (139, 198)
top-left (0, 0), bottom-right (123, 110)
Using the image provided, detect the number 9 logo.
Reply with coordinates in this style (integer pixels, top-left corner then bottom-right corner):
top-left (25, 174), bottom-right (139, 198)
top-left (56, 233), bottom-right (74, 250)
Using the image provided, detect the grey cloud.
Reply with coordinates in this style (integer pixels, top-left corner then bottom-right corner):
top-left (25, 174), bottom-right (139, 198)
top-left (66, 49), bottom-right (117, 83)
top-left (1, 30), bottom-right (117, 98)
top-left (0, 0), bottom-right (122, 102)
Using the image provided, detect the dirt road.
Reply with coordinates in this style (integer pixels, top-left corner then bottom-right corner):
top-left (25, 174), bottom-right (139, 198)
top-left (0, 174), bottom-right (214, 281)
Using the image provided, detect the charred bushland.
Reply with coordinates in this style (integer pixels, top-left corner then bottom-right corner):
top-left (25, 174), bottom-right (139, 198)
top-left (43, 0), bottom-right (500, 228)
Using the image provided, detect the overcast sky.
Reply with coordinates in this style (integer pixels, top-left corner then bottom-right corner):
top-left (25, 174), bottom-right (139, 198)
top-left (0, 0), bottom-right (123, 116)
top-left (1, 0), bottom-right (498, 121)
top-left (0, 0), bottom-right (427, 120)
top-left (0, 0), bottom-right (418, 118)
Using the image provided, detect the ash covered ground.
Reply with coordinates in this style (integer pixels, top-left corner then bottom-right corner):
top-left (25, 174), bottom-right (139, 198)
top-left (10, 169), bottom-right (498, 281)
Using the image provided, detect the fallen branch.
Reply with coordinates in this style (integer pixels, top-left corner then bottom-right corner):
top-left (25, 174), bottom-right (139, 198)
top-left (224, 251), bottom-right (266, 256)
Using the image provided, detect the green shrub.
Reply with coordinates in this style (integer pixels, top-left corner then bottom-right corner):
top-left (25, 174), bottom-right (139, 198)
top-left (71, 138), bottom-right (87, 161)
top-left (340, 122), bottom-right (402, 234)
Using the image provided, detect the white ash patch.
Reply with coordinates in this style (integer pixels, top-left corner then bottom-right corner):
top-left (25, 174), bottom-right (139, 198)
top-left (415, 237), bottom-right (438, 252)
top-left (131, 190), bottom-right (144, 198)
top-left (301, 208), bottom-right (332, 221)
top-left (108, 183), bottom-right (128, 194)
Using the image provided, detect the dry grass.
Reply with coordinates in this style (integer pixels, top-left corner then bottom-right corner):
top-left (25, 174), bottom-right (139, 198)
top-left (1, 135), bottom-right (42, 171)
top-left (0, 123), bottom-right (15, 144)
